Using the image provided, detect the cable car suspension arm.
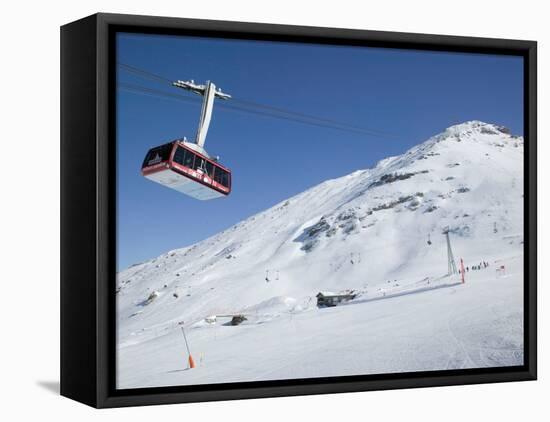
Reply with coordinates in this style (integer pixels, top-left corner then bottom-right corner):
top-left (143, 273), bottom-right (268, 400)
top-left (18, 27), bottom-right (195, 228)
top-left (172, 80), bottom-right (231, 149)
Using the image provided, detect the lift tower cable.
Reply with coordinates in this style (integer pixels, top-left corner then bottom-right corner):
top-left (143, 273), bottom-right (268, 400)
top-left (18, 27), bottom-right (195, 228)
top-left (117, 61), bottom-right (402, 140)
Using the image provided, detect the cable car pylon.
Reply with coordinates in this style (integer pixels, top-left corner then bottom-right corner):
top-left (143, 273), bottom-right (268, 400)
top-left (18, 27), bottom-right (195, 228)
top-left (442, 226), bottom-right (458, 276)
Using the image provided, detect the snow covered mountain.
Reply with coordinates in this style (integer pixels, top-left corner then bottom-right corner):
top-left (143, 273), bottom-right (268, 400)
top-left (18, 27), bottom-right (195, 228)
top-left (117, 121), bottom-right (524, 389)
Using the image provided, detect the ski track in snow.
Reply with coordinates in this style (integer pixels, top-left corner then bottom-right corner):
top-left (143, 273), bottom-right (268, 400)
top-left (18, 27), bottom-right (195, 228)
top-left (116, 121), bottom-right (524, 389)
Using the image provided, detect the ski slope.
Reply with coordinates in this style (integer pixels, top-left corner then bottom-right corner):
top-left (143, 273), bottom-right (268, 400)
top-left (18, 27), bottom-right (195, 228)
top-left (116, 121), bottom-right (524, 389)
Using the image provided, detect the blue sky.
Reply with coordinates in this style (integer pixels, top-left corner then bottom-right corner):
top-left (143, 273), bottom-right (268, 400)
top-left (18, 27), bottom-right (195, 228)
top-left (116, 32), bottom-right (523, 270)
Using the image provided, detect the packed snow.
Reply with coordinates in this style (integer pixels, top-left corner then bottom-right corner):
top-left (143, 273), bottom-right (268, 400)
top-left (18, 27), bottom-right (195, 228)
top-left (116, 121), bottom-right (524, 389)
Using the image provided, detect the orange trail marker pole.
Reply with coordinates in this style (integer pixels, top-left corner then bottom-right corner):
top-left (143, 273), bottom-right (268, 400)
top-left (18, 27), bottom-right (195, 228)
top-left (180, 326), bottom-right (195, 369)
top-left (460, 258), bottom-right (465, 284)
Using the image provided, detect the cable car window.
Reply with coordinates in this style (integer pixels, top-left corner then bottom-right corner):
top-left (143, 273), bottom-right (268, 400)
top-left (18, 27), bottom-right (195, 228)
top-left (194, 156), bottom-right (205, 171)
top-left (220, 169), bottom-right (229, 187)
top-left (183, 149), bottom-right (195, 168)
top-left (213, 169), bottom-right (222, 185)
top-left (142, 142), bottom-right (173, 167)
top-left (173, 146), bottom-right (186, 165)
top-left (205, 161), bottom-right (214, 178)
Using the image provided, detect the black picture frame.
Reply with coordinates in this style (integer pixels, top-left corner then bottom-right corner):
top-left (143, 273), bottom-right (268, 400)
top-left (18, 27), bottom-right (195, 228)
top-left (60, 12), bottom-right (537, 408)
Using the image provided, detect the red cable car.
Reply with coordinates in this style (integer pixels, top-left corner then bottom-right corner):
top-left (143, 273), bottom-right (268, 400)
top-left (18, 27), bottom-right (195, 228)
top-left (141, 79), bottom-right (232, 200)
top-left (142, 140), bottom-right (231, 200)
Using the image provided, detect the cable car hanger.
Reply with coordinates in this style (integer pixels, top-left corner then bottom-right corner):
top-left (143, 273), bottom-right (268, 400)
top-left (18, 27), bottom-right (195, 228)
top-left (140, 77), bottom-right (232, 200)
top-left (172, 79), bottom-right (231, 157)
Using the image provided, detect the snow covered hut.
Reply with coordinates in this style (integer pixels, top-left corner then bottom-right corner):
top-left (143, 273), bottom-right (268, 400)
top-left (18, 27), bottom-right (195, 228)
top-left (316, 291), bottom-right (356, 308)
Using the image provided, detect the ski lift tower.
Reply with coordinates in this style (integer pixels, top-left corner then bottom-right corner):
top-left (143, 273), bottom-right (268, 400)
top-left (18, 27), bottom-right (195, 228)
top-left (172, 79), bottom-right (231, 158)
top-left (442, 226), bottom-right (458, 276)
